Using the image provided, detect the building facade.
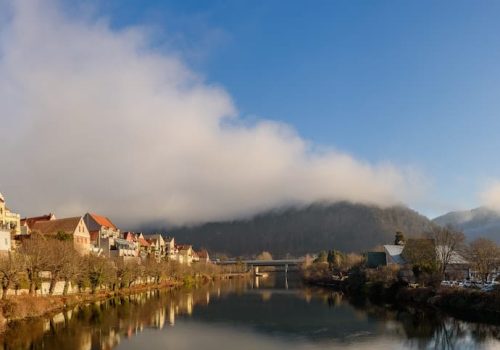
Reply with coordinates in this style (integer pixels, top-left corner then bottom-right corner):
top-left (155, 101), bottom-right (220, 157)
top-left (31, 216), bottom-right (91, 254)
top-left (0, 192), bottom-right (21, 235)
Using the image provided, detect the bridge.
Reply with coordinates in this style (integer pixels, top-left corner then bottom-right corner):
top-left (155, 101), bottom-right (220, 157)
top-left (216, 259), bottom-right (303, 274)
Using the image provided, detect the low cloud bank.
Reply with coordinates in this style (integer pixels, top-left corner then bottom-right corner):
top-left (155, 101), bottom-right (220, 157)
top-left (480, 182), bottom-right (500, 212)
top-left (0, 0), bottom-right (425, 226)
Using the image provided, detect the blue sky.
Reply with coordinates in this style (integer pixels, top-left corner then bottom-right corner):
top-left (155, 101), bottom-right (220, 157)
top-left (53, 1), bottom-right (500, 216)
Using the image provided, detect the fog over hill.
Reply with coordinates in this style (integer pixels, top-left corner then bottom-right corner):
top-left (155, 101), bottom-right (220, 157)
top-left (152, 202), bottom-right (434, 257)
top-left (433, 207), bottom-right (500, 243)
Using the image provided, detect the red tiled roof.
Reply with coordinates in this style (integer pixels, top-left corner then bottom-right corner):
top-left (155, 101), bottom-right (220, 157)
top-left (123, 232), bottom-right (136, 241)
top-left (89, 213), bottom-right (118, 230)
top-left (138, 238), bottom-right (150, 247)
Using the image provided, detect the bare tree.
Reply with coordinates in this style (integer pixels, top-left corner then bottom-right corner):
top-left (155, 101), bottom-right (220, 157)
top-left (429, 226), bottom-right (465, 276)
top-left (468, 238), bottom-right (499, 282)
top-left (0, 252), bottom-right (24, 299)
top-left (18, 235), bottom-right (49, 295)
top-left (60, 250), bottom-right (83, 295)
top-left (45, 240), bottom-right (76, 295)
top-left (84, 255), bottom-right (114, 293)
top-left (114, 259), bottom-right (142, 289)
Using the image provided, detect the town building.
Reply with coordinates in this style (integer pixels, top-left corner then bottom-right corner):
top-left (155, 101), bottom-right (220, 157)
top-left (164, 237), bottom-right (178, 261)
top-left (31, 216), bottom-right (91, 254)
top-left (0, 192), bottom-right (21, 235)
top-left (146, 234), bottom-right (166, 260)
top-left (177, 244), bottom-right (194, 265)
top-left (383, 244), bottom-right (406, 265)
top-left (20, 213), bottom-right (56, 235)
top-left (83, 213), bottom-right (120, 257)
top-left (196, 249), bottom-right (210, 263)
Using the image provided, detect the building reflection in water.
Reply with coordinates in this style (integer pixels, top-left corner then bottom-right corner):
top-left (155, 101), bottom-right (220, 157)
top-left (0, 279), bottom-right (253, 350)
top-left (0, 276), bottom-right (498, 350)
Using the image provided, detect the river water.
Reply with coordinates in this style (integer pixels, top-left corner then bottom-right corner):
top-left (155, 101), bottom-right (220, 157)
top-left (2, 273), bottom-right (499, 350)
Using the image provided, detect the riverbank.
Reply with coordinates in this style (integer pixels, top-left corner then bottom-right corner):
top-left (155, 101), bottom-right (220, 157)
top-left (0, 272), bottom-right (249, 334)
top-left (303, 273), bottom-right (500, 325)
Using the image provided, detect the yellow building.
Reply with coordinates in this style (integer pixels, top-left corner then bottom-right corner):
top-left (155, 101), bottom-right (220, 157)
top-left (0, 192), bottom-right (21, 235)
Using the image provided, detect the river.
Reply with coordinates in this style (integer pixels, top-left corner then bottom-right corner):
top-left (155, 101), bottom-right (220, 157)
top-left (1, 273), bottom-right (499, 350)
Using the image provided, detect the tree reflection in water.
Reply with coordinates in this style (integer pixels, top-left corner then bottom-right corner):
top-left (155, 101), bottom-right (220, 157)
top-left (0, 275), bottom-right (497, 350)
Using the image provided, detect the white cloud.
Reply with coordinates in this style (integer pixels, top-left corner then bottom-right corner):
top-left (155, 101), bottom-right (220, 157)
top-left (0, 0), bottom-right (426, 227)
top-left (479, 181), bottom-right (500, 211)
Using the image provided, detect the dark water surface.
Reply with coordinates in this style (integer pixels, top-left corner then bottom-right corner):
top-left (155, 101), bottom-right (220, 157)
top-left (2, 273), bottom-right (499, 349)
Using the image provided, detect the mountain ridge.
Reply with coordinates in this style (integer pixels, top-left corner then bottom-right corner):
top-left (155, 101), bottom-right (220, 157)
top-left (150, 202), bottom-right (435, 257)
top-left (433, 206), bottom-right (500, 243)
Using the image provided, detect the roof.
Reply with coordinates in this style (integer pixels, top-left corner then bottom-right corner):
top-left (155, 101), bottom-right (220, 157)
top-left (146, 234), bottom-right (165, 243)
top-left (31, 217), bottom-right (83, 235)
top-left (123, 232), bottom-right (136, 241)
top-left (21, 214), bottom-right (55, 229)
top-left (138, 237), bottom-right (150, 247)
top-left (88, 213), bottom-right (118, 230)
top-left (198, 250), bottom-right (209, 259)
top-left (384, 245), bottom-right (406, 265)
top-left (178, 244), bottom-right (192, 251)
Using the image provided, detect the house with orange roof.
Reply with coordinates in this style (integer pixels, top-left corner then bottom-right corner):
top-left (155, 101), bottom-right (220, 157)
top-left (145, 234), bottom-right (166, 260)
top-left (123, 232), bottom-right (154, 259)
top-left (83, 213), bottom-right (120, 257)
top-left (196, 249), bottom-right (210, 263)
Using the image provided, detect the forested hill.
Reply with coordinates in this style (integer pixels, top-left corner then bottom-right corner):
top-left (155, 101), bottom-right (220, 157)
top-left (163, 202), bottom-right (434, 257)
top-left (433, 207), bottom-right (500, 242)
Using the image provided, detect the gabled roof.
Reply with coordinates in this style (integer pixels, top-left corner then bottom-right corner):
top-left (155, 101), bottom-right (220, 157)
top-left (31, 217), bottom-right (83, 235)
top-left (123, 232), bottom-right (136, 241)
top-left (21, 214), bottom-right (56, 229)
top-left (146, 234), bottom-right (165, 243)
top-left (138, 237), bottom-right (150, 247)
top-left (384, 244), bottom-right (406, 265)
top-left (139, 239), bottom-right (150, 247)
top-left (88, 213), bottom-right (118, 230)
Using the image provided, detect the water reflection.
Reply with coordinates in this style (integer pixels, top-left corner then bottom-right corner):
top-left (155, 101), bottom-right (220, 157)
top-left (0, 274), bottom-right (498, 350)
